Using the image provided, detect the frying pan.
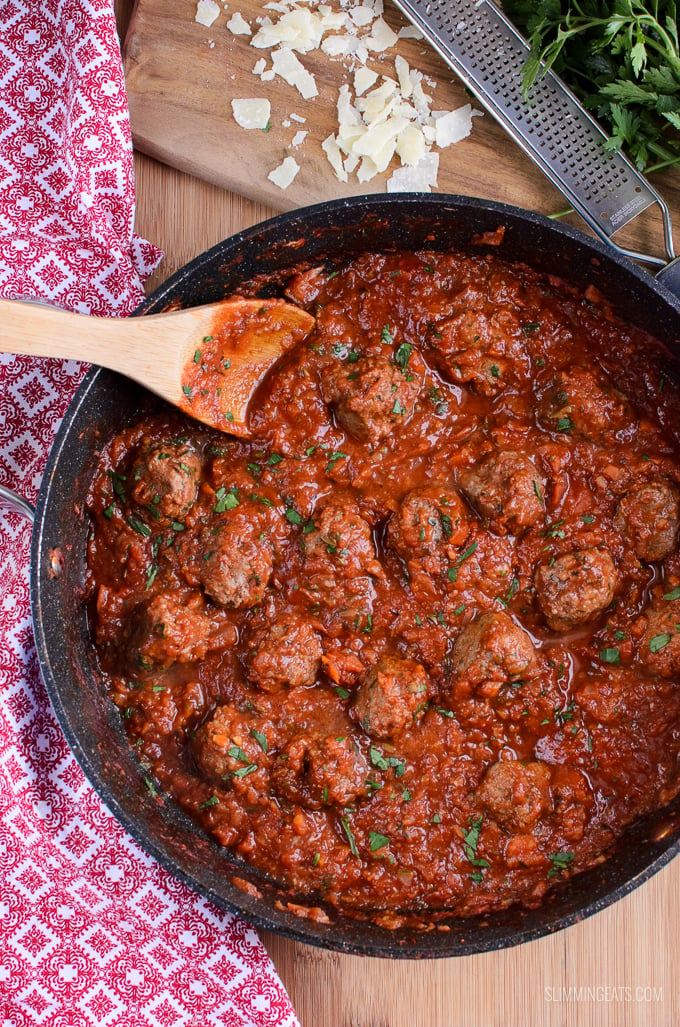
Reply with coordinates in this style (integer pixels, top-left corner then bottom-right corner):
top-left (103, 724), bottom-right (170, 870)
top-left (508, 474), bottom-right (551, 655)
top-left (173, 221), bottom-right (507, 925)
top-left (17, 193), bottom-right (680, 957)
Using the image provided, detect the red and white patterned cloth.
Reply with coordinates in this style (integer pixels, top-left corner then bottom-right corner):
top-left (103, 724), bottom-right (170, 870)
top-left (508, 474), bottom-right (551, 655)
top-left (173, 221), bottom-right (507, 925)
top-left (0, 2), bottom-right (300, 1024)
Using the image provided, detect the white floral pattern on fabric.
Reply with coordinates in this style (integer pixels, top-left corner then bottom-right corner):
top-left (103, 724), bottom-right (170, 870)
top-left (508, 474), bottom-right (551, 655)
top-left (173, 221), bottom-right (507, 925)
top-left (0, 2), bottom-right (300, 1023)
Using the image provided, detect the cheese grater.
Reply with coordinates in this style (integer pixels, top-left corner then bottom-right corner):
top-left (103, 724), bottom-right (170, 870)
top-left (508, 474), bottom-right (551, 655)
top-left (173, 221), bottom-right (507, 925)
top-left (390, 0), bottom-right (677, 275)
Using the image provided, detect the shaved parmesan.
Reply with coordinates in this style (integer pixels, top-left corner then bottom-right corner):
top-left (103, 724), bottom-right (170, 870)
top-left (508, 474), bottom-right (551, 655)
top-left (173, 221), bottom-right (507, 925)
top-left (195, 0), bottom-right (220, 27)
top-left (268, 155), bottom-right (300, 189)
top-left (387, 152), bottom-right (440, 192)
top-left (366, 17), bottom-right (398, 52)
top-left (434, 104), bottom-right (477, 147)
top-left (221, 0), bottom-right (482, 192)
top-left (271, 46), bottom-right (318, 98)
top-left (231, 98), bottom-right (271, 130)
top-left (322, 133), bottom-right (348, 182)
top-left (227, 12), bottom-right (251, 34)
top-left (354, 65), bottom-right (378, 96)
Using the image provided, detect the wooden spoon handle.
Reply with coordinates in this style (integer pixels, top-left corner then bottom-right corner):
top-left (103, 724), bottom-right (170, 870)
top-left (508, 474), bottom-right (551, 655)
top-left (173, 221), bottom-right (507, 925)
top-left (0, 297), bottom-right (132, 366)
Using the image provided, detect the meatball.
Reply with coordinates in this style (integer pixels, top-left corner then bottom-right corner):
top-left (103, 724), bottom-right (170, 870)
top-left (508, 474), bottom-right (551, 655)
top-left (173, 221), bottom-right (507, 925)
top-left (476, 760), bottom-right (553, 832)
top-left (193, 704), bottom-right (272, 795)
top-left (640, 595), bottom-right (680, 678)
top-left (304, 496), bottom-right (383, 580)
top-left (245, 614), bottom-right (323, 691)
top-left (451, 611), bottom-right (536, 688)
top-left (131, 438), bottom-right (201, 524)
top-left (320, 353), bottom-right (420, 448)
top-left (614, 478), bottom-right (680, 562)
top-left (387, 485), bottom-right (470, 560)
top-left (458, 450), bottom-right (545, 535)
top-left (536, 365), bottom-right (632, 440)
top-left (535, 547), bottom-right (617, 632)
top-left (352, 655), bottom-right (432, 739)
top-left (181, 498), bottom-right (282, 610)
top-left (125, 590), bottom-right (218, 671)
top-left (272, 734), bottom-right (370, 809)
top-left (431, 307), bottom-right (525, 396)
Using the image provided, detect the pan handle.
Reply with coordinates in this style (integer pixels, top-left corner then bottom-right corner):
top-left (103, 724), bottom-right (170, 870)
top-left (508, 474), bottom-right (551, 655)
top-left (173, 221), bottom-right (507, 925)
top-left (656, 257), bottom-right (680, 303)
top-left (0, 484), bottom-right (35, 523)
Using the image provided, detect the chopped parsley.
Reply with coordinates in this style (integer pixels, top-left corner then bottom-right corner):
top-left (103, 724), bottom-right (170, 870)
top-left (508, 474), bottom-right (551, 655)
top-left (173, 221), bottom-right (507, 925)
top-left (649, 633), bottom-right (672, 653)
top-left (548, 851), bottom-right (575, 877)
top-left (340, 815), bottom-right (359, 856)
top-left (199, 795), bottom-right (220, 809)
top-left (394, 341), bottom-right (414, 369)
top-left (214, 486), bottom-right (239, 513)
top-left (369, 831), bottom-right (390, 852)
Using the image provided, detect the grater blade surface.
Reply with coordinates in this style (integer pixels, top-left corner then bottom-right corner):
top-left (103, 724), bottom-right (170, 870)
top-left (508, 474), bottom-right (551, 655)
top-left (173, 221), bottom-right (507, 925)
top-left (390, 0), bottom-right (658, 241)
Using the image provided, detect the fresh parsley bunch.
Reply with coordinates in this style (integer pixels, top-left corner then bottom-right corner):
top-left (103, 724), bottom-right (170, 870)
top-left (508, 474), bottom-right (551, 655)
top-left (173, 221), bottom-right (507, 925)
top-left (502, 0), bottom-right (680, 172)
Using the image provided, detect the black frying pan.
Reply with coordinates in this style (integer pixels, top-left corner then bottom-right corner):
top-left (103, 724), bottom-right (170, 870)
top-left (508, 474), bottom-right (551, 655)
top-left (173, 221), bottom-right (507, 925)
top-left (29, 194), bottom-right (680, 957)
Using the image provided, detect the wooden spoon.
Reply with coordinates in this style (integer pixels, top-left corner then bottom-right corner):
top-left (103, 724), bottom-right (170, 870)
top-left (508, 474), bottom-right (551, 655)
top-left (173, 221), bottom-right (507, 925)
top-left (0, 296), bottom-right (315, 436)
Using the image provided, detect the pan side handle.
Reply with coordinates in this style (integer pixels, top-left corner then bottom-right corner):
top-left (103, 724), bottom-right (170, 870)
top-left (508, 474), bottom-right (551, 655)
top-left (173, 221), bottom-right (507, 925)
top-left (0, 484), bottom-right (35, 523)
top-left (656, 258), bottom-right (680, 304)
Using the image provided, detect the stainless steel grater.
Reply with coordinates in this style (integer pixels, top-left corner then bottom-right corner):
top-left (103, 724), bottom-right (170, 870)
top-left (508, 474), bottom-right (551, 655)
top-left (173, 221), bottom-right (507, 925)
top-left (390, 0), bottom-right (677, 273)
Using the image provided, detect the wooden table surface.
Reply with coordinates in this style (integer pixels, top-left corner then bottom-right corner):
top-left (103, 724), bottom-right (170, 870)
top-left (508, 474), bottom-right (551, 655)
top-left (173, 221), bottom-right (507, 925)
top-left (130, 151), bottom-right (680, 1027)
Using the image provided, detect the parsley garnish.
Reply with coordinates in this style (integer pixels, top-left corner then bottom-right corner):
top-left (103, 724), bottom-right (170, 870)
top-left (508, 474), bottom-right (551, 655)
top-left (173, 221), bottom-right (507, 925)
top-left (506, 0), bottom-right (680, 174)
top-left (649, 632), bottom-right (672, 653)
top-left (369, 831), bottom-right (390, 852)
top-left (548, 851), bottom-right (575, 877)
top-left (340, 815), bottom-right (359, 856)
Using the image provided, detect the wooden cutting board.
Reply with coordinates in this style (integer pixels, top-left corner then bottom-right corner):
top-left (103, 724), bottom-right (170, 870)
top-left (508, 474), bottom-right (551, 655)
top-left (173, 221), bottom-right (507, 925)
top-left (123, 0), bottom-right (680, 264)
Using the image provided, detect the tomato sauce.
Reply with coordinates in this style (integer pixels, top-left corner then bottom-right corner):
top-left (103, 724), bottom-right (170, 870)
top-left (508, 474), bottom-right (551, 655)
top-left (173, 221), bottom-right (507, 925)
top-left (85, 249), bottom-right (680, 923)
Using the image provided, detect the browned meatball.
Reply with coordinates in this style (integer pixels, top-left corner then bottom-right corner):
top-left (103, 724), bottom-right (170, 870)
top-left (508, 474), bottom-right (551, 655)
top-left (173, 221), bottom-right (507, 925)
top-left (451, 611), bottom-right (536, 688)
top-left (272, 734), bottom-right (370, 809)
top-left (476, 760), bottom-right (553, 832)
top-left (535, 547), bottom-right (617, 632)
top-left (320, 354), bottom-right (420, 448)
top-left (640, 595), bottom-right (680, 678)
top-left (536, 365), bottom-right (633, 440)
top-left (431, 307), bottom-right (526, 396)
top-left (131, 438), bottom-right (201, 525)
top-left (614, 478), bottom-right (680, 562)
top-left (304, 496), bottom-right (383, 579)
top-left (458, 450), bottom-right (545, 536)
top-left (352, 655), bottom-right (432, 739)
top-left (387, 485), bottom-right (470, 560)
top-left (245, 614), bottom-right (323, 691)
top-left (125, 590), bottom-right (219, 671)
top-left (193, 704), bottom-right (273, 796)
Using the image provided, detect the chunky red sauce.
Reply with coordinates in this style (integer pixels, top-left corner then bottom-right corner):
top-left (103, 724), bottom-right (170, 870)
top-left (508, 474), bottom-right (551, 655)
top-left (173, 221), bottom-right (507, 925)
top-left (85, 249), bottom-right (680, 924)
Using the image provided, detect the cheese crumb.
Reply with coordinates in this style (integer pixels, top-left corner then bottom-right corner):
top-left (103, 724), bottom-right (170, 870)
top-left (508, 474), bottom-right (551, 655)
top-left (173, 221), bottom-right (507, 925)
top-left (231, 98), bottom-right (271, 130)
top-left (195, 0), bottom-right (220, 27)
top-left (268, 155), bottom-right (301, 189)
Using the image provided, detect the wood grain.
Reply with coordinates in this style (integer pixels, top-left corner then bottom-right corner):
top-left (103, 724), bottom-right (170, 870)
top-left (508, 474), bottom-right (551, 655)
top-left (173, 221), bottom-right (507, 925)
top-left (132, 152), bottom-right (680, 1027)
top-left (123, 0), bottom-right (680, 263)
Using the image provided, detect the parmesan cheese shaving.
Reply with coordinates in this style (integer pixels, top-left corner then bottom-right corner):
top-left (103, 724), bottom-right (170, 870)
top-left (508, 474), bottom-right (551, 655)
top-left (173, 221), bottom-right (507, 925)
top-left (271, 46), bottom-right (319, 98)
top-left (227, 12), bottom-right (251, 34)
top-left (195, 0), bottom-right (220, 27)
top-left (231, 98), bottom-right (271, 130)
top-left (226, 0), bottom-right (482, 190)
top-left (268, 155), bottom-right (301, 189)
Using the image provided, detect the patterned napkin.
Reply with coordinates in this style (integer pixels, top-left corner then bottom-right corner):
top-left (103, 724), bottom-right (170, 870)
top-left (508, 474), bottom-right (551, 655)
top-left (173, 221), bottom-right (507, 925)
top-left (0, 2), bottom-right (300, 1024)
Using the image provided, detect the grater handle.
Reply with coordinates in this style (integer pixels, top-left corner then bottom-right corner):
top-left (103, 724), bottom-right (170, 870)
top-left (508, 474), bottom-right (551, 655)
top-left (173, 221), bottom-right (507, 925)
top-left (390, 0), bottom-right (676, 269)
